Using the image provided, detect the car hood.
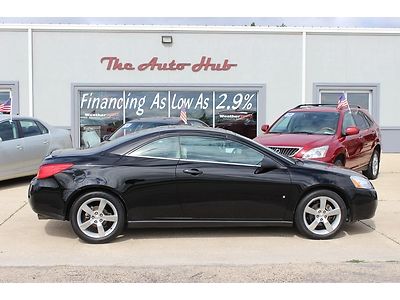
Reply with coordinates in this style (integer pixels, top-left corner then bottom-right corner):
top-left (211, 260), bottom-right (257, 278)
top-left (298, 159), bottom-right (361, 177)
top-left (254, 133), bottom-right (334, 149)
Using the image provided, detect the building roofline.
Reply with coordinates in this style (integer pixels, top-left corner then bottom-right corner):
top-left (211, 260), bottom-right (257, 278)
top-left (1, 23), bottom-right (400, 34)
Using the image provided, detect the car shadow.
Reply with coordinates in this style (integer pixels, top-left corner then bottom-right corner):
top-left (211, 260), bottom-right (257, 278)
top-left (0, 176), bottom-right (33, 191)
top-left (43, 220), bottom-right (376, 243)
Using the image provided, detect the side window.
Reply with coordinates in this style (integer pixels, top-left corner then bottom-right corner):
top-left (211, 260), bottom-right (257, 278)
top-left (353, 111), bottom-right (369, 130)
top-left (0, 120), bottom-right (18, 141)
top-left (360, 111), bottom-right (374, 127)
top-left (342, 111), bottom-right (357, 133)
top-left (129, 136), bottom-right (180, 159)
top-left (35, 121), bottom-right (49, 134)
top-left (20, 120), bottom-right (43, 137)
top-left (180, 135), bottom-right (264, 165)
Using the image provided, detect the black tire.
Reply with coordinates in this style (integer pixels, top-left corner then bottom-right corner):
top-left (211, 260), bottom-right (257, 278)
top-left (295, 190), bottom-right (346, 240)
top-left (362, 149), bottom-right (380, 180)
top-left (333, 157), bottom-right (344, 167)
top-left (70, 191), bottom-right (126, 244)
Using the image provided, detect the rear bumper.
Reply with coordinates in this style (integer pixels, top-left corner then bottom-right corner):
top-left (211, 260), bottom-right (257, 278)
top-left (28, 177), bottom-right (67, 221)
top-left (348, 189), bottom-right (378, 221)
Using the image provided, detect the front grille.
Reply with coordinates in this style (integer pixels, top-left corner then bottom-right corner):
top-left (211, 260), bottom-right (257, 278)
top-left (267, 146), bottom-right (301, 157)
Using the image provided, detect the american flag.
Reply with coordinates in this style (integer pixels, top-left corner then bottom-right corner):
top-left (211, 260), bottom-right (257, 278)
top-left (337, 93), bottom-right (349, 110)
top-left (0, 99), bottom-right (11, 113)
top-left (180, 106), bottom-right (188, 124)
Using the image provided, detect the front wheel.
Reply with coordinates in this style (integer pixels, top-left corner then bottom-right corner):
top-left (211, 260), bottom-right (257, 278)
top-left (295, 190), bottom-right (346, 239)
top-left (363, 149), bottom-right (380, 180)
top-left (70, 191), bottom-right (126, 244)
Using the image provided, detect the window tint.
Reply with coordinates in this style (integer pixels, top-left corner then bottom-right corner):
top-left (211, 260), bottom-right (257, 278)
top-left (180, 135), bottom-right (264, 165)
top-left (342, 111), bottom-right (357, 132)
top-left (130, 136), bottom-right (180, 159)
top-left (20, 120), bottom-right (43, 137)
top-left (361, 111), bottom-right (374, 127)
top-left (35, 121), bottom-right (49, 134)
top-left (353, 111), bottom-right (369, 130)
top-left (0, 120), bottom-right (18, 141)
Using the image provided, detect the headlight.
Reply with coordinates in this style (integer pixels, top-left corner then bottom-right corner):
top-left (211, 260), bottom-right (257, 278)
top-left (302, 145), bottom-right (329, 159)
top-left (350, 176), bottom-right (373, 189)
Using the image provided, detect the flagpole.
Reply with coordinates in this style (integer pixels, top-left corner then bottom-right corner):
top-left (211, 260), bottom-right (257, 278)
top-left (9, 92), bottom-right (13, 122)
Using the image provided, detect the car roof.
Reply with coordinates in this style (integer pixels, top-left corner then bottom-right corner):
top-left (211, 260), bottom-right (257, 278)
top-left (0, 115), bottom-right (40, 122)
top-left (289, 104), bottom-right (366, 113)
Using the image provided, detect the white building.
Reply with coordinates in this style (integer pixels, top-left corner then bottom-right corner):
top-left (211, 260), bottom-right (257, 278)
top-left (0, 24), bottom-right (399, 151)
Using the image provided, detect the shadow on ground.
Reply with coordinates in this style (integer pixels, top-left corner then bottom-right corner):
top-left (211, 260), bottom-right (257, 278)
top-left (0, 176), bottom-right (33, 191)
top-left (43, 218), bottom-right (376, 244)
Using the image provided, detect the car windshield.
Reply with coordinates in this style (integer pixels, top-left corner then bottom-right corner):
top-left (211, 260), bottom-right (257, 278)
top-left (109, 122), bottom-right (165, 141)
top-left (269, 111), bottom-right (340, 135)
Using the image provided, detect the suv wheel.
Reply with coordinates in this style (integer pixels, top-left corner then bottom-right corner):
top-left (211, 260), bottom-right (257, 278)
top-left (295, 190), bottom-right (346, 239)
top-left (363, 149), bottom-right (380, 180)
top-left (70, 191), bottom-right (126, 244)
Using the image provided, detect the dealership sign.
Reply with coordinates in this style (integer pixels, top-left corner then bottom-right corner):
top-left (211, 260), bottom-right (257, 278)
top-left (100, 56), bottom-right (238, 72)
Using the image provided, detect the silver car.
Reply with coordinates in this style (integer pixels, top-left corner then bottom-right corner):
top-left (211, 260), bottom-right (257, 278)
top-left (0, 115), bottom-right (72, 181)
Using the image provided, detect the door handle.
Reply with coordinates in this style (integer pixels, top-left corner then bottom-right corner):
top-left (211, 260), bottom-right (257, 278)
top-left (183, 168), bottom-right (203, 176)
top-left (16, 145), bottom-right (23, 150)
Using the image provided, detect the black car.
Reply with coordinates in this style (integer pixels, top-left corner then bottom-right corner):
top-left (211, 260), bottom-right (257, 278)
top-left (104, 117), bottom-right (209, 141)
top-left (29, 126), bottom-right (377, 243)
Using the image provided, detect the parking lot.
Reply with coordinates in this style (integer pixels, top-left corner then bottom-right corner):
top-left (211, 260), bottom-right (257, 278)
top-left (0, 154), bottom-right (400, 282)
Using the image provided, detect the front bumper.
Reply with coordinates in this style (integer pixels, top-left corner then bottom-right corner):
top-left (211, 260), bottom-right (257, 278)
top-left (348, 188), bottom-right (378, 221)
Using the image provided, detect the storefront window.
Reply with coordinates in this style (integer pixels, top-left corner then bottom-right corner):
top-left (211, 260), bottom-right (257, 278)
top-left (0, 90), bottom-right (11, 115)
top-left (79, 91), bottom-right (123, 148)
top-left (215, 91), bottom-right (258, 139)
top-left (170, 91), bottom-right (213, 126)
top-left (78, 88), bottom-right (259, 148)
top-left (125, 91), bottom-right (169, 121)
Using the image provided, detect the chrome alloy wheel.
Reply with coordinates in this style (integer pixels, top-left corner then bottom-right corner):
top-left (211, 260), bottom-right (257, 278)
top-left (303, 196), bottom-right (341, 236)
top-left (76, 197), bottom-right (119, 239)
top-left (372, 152), bottom-right (379, 177)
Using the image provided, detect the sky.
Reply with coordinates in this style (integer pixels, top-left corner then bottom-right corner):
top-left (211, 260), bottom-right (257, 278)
top-left (2, 17), bottom-right (400, 28)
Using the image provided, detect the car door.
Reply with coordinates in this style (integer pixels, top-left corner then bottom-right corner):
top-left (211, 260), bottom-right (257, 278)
top-left (118, 135), bottom-right (181, 220)
top-left (0, 119), bottom-right (27, 180)
top-left (340, 111), bottom-right (364, 169)
top-left (19, 119), bottom-right (50, 172)
top-left (358, 111), bottom-right (377, 164)
top-left (176, 134), bottom-right (293, 221)
top-left (352, 111), bottom-right (372, 167)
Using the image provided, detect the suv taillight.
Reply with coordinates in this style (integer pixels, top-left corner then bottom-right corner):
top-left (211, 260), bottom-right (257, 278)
top-left (37, 163), bottom-right (74, 179)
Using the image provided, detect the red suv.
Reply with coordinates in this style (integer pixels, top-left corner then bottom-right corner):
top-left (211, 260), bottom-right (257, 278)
top-left (254, 104), bottom-right (381, 179)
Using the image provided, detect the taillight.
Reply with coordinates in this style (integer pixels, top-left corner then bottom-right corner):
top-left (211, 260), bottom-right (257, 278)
top-left (37, 163), bottom-right (74, 179)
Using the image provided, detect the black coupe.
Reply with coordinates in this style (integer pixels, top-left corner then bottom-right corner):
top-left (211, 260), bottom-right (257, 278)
top-left (29, 126), bottom-right (377, 243)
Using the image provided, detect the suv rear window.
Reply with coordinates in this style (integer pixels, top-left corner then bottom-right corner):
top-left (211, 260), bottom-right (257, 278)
top-left (269, 111), bottom-right (340, 135)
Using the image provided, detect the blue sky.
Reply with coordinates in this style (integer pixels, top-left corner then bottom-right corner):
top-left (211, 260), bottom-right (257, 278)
top-left (1, 17), bottom-right (400, 28)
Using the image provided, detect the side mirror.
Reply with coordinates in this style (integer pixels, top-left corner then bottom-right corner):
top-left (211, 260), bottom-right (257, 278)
top-left (102, 134), bottom-right (111, 141)
top-left (345, 127), bottom-right (360, 136)
top-left (261, 124), bottom-right (270, 133)
top-left (255, 156), bottom-right (280, 174)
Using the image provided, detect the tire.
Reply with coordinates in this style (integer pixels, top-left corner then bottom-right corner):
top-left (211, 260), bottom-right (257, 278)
top-left (295, 190), bottom-right (346, 240)
top-left (363, 149), bottom-right (380, 180)
top-left (333, 157), bottom-right (344, 167)
top-left (70, 191), bottom-right (126, 244)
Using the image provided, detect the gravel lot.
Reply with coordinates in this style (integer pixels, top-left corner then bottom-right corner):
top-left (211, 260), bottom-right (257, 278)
top-left (0, 154), bottom-right (399, 282)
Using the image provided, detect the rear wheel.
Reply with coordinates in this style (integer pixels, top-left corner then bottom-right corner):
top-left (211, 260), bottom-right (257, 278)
top-left (70, 191), bottom-right (126, 244)
top-left (295, 190), bottom-right (346, 239)
top-left (363, 149), bottom-right (380, 180)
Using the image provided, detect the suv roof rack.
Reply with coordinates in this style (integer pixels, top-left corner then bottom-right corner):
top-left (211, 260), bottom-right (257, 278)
top-left (294, 103), bottom-right (361, 109)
